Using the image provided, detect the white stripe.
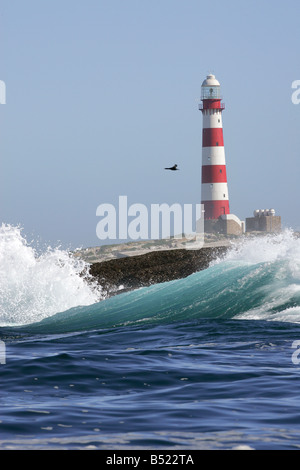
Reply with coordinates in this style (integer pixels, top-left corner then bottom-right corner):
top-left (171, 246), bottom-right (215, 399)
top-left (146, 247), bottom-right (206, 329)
top-left (202, 111), bottom-right (223, 129)
top-left (201, 182), bottom-right (229, 201)
top-left (202, 146), bottom-right (226, 166)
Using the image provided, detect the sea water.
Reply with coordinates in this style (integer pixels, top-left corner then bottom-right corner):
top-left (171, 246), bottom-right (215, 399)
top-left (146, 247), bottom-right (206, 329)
top-left (1, 224), bottom-right (300, 449)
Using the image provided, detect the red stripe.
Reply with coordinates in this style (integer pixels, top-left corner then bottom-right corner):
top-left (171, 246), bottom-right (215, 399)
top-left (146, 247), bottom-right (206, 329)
top-left (202, 165), bottom-right (227, 183)
top-left (201, 200), bottom-right (230, 220)
top-left (201, 99), bottom-right (225, 110)
top-left (202, 128), bottom-right (224, 147)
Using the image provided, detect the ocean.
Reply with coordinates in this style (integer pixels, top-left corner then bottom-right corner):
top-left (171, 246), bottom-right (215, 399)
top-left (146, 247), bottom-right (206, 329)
top-left (1, 224), bottom-right (300, 450)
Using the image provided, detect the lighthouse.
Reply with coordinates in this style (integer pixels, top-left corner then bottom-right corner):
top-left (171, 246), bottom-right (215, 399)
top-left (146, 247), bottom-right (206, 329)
top-left (199, 74), bottom-right (243, 235)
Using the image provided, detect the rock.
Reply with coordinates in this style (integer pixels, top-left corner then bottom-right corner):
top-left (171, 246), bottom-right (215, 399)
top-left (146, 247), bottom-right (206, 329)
top-left (89, 246), bottom-right (228, 296)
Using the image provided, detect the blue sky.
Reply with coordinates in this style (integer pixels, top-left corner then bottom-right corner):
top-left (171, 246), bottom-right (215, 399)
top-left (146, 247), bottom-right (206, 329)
top-left (0, 0), bottom-right (300, 248)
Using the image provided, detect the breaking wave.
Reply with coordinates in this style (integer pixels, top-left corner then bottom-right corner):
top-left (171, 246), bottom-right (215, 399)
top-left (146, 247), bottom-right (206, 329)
top-left (0, 224), bottom-right (102, 326)
top-left (1, 225), bottom-right (300, 331)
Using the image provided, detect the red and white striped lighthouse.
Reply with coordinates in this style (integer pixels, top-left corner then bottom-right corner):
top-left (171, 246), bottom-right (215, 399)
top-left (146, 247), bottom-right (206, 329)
top-left (199, 74), bottom-right (229, 220)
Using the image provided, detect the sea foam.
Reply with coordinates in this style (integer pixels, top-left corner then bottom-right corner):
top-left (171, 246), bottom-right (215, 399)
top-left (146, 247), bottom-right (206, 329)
top-left (0, 224), bottom-right (102, 326)
top-left (217, 230), bottom-right (300, 323)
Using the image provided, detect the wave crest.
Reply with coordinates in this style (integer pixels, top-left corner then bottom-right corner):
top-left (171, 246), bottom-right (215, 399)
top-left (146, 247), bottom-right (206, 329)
top-left (0, 224), bottom-right (102, 326)
top-left (2, 226), bottom-right (300, 330)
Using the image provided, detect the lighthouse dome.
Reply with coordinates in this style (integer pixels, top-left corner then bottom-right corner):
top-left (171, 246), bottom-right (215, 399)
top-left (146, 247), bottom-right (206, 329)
top-left (201, 74), bottom-right (220, 87)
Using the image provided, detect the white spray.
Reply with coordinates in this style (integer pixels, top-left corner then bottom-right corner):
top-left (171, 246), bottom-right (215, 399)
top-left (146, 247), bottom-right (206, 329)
top-left (215, 230), bottom-right (300, 323)
top-left (0, 224), bottom-right (102, 326)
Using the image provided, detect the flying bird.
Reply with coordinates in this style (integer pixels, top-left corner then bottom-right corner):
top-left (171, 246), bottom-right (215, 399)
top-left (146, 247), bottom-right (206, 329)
top-left (164, 164), bottom-right (179, 171)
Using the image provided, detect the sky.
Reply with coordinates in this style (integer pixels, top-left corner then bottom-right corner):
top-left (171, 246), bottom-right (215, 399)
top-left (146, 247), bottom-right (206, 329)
top-left (0, 0), bottom-right (300, 249)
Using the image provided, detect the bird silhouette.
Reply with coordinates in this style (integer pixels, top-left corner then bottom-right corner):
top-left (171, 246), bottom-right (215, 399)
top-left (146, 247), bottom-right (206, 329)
top-left (164, 164), bottom-right (179, 171)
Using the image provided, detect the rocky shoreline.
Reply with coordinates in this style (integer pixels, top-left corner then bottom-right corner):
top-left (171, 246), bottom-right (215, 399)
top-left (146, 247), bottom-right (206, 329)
top-left (89, 245), bottom-right (228, 296)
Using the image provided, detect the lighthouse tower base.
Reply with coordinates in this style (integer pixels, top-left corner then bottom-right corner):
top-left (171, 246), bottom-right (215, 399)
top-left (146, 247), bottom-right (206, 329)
top-left (204, 214), bottom-right (244, 236)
